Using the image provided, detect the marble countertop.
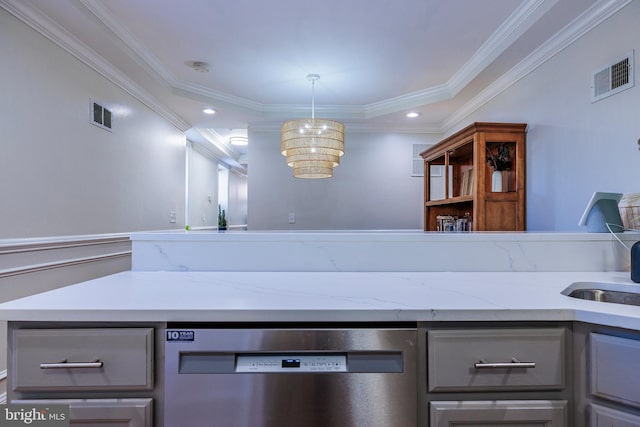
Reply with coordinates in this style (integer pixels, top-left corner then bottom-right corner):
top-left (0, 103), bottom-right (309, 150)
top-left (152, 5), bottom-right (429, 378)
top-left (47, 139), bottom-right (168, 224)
top-left (1, 270), bottom-right (640, 330)
top-left (130, 230), bottom-right (640, 272)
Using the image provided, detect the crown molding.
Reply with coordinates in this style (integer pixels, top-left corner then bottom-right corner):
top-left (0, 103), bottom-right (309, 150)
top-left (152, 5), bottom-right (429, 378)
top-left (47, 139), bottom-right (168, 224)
top-left (0, 0), bottom-right (190, 132)
top-left (79, 0), bottom-right (176, 85)
top-left (1, 0), bottom-right (630, 135)
top-left (447, 0), bottom-right (557, 96)
top-left (58, 0), bottom-right (559, 119)
top-left (441, 0), bottom-right (633, 132)
top-left (248, 121), bottom-right (442, 134)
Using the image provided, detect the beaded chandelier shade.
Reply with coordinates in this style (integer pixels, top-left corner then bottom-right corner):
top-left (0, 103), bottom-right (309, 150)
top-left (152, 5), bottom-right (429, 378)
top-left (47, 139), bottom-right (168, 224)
top-left (281, 75), bottom-right (345, 179)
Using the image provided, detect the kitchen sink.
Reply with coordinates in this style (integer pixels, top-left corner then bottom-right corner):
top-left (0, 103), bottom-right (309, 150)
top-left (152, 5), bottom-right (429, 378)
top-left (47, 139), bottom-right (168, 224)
top-left (562, 282), bottom-right (640, 307)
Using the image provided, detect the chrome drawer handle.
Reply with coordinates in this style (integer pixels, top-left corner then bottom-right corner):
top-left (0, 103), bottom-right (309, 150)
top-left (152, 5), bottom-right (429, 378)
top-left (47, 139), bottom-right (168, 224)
top-left (40, 359), bottom-right (103, 369)
top-left (473, 358), bottom-right (536, 369)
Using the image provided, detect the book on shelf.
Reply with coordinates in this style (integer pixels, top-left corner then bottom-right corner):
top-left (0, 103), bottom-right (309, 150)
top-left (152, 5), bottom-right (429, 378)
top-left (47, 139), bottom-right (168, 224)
top-left (459, 167), bottom-right (474, 196)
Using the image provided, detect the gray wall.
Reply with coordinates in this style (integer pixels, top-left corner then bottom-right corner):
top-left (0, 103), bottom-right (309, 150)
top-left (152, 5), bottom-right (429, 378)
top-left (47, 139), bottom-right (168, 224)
top-left (0, 7), bottom-right (186, 239)
top-left (248, 131), bottom-right (436, 230)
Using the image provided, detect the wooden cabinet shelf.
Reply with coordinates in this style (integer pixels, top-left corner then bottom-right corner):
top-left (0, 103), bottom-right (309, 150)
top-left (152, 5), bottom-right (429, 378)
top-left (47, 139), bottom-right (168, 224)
top-left (425, 195), bottom-right (474, 207)
top-left (420, 122), bottom-right (527, 231)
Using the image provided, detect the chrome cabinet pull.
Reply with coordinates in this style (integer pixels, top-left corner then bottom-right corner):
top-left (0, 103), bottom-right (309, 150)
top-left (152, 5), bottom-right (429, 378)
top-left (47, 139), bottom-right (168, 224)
top-left (40, 359), bottom-right (103, 369)
top-left (473, 358), bottom-right (535, 369)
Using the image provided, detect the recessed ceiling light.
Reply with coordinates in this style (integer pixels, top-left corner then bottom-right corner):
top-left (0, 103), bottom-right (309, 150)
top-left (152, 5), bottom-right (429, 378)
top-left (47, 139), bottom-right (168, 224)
top-left (229, 136), bottom-right (248, 146)
top-left (406, 112), bottom-right (422, 118)
top-left (203, 108), bottom-right (216, 115)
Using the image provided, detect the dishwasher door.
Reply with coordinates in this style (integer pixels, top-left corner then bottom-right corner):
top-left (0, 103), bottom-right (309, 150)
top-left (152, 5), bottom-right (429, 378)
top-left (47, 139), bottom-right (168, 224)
top-left (164, 327), bottom-right (417, 427)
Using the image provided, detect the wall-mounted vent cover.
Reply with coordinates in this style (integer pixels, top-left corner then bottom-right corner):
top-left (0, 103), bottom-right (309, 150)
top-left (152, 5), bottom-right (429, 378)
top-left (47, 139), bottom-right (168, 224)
top-left (412, 144), bottom-right (429, 176)
top-left (91, 99), bottom-right (112, 131)
top-left (591, 50), bottom-right (634, 102)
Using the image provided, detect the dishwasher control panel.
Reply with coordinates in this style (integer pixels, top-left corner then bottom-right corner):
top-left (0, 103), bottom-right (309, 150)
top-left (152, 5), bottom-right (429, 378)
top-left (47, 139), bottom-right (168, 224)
top-left (236, 354), bottom-right (347, 373)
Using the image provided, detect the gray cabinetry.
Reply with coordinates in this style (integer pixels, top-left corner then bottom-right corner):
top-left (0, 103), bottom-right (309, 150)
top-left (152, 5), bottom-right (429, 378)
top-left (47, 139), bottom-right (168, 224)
top-left (590, 403), bottom-right (640, 427)
top-left (13, 398), bottom-right (153, 427)
top-left (574, 327), bottom-right (640, 427)
top-left (8, 326), bottom-right (157, 427)
top-left (423, 325), bottom-right (570, 427)
top-left (430, 400), bottom-right (567, 427)
top-left (12, 328), bottom-right (153, 391)
top-left (428, 328), bottom-right (566, 392)
top-left (590, 333), bottom-right (640, 409)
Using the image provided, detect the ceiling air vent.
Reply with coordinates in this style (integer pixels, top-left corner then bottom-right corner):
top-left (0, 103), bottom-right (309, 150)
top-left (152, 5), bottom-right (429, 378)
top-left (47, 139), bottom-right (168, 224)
top-left (591, 50), bottom-right (634, 103)
top-left (91, 99), bottom-right (112, 131)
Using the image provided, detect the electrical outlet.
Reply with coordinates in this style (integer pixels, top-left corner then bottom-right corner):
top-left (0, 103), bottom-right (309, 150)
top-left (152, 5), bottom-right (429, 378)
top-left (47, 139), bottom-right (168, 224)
top-left (288, 213), bottom-right (295, 224)
top-left (169, 211), bottom-right (177, 223)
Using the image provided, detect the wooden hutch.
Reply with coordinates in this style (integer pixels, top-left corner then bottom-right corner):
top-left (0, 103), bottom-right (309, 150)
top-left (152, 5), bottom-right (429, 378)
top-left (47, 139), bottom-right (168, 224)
top-left (420, 122), bottom-right (527, 231)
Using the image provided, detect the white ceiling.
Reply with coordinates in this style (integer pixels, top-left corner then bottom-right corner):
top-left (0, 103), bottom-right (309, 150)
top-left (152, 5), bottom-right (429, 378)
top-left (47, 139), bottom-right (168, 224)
top-left (2, 0), bottom-right (626, 167)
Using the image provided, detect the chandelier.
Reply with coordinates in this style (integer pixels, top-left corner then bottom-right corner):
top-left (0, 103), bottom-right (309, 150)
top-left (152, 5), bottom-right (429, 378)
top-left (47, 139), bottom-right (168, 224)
top-left (281, 74), bottom-right (345, 179)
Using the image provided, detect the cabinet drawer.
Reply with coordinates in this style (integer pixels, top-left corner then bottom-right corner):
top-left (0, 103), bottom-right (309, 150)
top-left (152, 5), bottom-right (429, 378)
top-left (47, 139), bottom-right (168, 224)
top-left (428, 328), bottom-right (566, 392)
top-left (12, 328), bottom-right (153, 392)
top-left (430, 400), bottom-right (567, 427)
top-left (591, 333), bottom-right (640, 409)
top-left (12, 398), bottom-right (153, 427)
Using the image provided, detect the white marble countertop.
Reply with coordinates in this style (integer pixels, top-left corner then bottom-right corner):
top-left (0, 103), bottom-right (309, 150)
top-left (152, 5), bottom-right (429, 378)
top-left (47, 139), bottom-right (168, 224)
top-left (131, 230), bottom-right (640, 272)
top-left (1, 270), bottom-right (640, 330)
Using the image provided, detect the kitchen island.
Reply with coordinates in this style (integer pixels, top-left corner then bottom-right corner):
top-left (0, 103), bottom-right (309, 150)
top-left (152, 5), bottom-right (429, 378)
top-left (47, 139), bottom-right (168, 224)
top-left (3, 231), bottom-right (640, 426)
top-left (2, 269), bottom-right (640, 426)
top-left (0, 270), bottom-right (639, 328)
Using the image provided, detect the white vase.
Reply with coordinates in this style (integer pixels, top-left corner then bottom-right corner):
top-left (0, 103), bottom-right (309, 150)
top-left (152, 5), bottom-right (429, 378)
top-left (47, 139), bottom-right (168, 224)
top-left (491, 170), bottom-right (503, 192)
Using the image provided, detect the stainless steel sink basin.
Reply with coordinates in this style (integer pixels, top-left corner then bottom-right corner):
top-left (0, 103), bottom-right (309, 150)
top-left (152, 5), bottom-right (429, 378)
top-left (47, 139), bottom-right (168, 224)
top-left (562, 282), bottom-right (640, 307)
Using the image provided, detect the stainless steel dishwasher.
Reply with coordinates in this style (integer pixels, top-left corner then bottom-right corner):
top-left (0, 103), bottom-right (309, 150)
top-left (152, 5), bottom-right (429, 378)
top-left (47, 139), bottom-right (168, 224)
top-left (164, 325), bottom-right (417, 427)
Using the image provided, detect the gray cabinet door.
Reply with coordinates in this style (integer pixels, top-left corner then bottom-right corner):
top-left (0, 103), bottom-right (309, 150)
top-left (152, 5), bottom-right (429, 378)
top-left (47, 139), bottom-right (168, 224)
top-left (590, 333), bottom-right (640, 408)
top-left (12, 398), bottom-right (152, 427)
top-left (430, 400), bottom-right (567, 427)
top-left (591, 403), bottom-right (640, 427)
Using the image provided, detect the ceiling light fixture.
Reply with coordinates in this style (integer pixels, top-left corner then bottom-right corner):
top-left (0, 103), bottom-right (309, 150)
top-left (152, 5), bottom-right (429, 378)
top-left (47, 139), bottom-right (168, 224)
top-left (281, 74), bottom-right (345, 179)
top-left (229, 136), bottom-right (248, 146)
top-left (203, 108), bottom-right (216, 114)
top-left (406, 112), bottom-right (421, 118)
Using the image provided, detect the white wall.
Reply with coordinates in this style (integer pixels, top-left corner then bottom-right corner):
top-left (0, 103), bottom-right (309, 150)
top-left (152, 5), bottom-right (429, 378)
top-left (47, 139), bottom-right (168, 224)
top-left (248, 130), bottom-right (437, 230)
top-left (187, 144), bottom-right (219, 228)
top-left (248, 3), bottom-right (640, 232)
top-left (446, 1), bottom-right (640, 231)
top-left (0, 8), bottom-right (186, 239)
top-left (228, 170), bottom-right (248, 226)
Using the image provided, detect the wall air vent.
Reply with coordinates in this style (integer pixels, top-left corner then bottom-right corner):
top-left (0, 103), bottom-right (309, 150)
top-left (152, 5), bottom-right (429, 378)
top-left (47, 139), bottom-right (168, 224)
top-left (91, 99), bottom-right (112, 131)
top-left (412, 144), bottom-right (429, 176)
top-left (591, 50), bottom-right (634, 103)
